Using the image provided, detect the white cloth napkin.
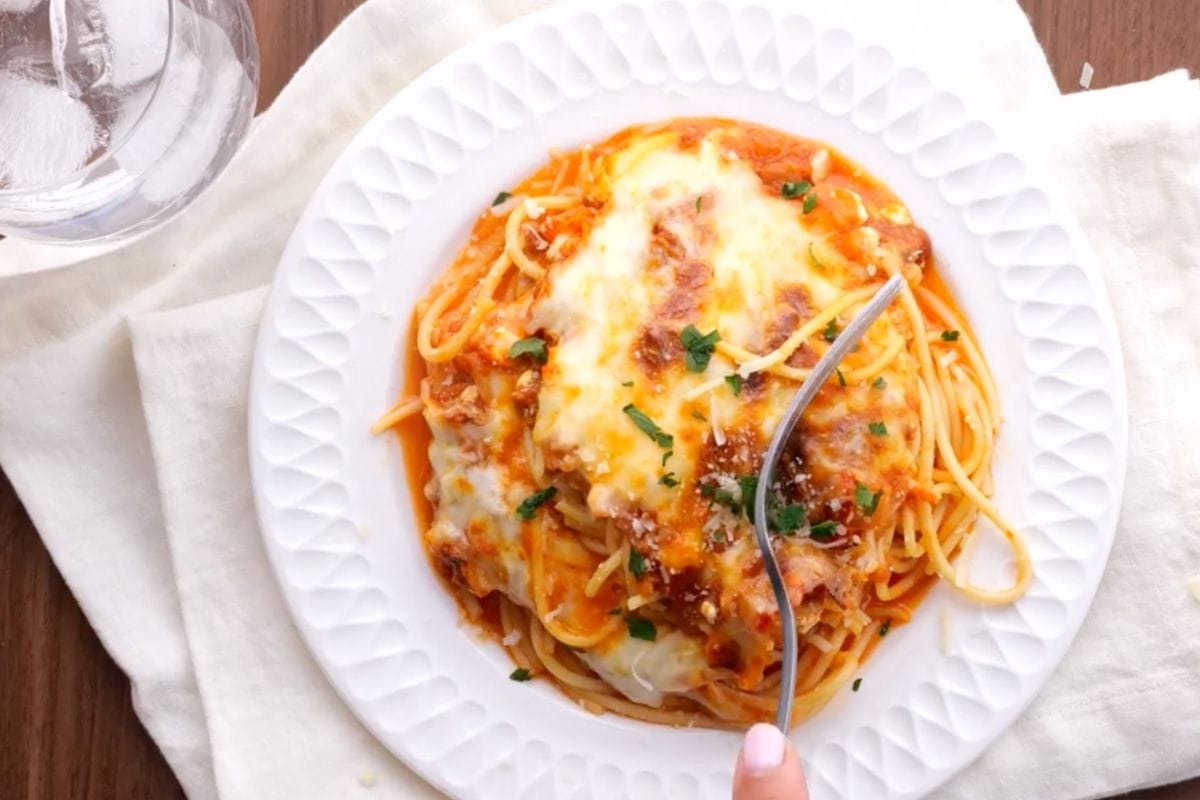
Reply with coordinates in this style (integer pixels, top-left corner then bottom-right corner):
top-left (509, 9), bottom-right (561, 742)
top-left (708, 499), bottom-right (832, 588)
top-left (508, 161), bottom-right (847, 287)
top-left (0, 1), bottom-right (1196, 798)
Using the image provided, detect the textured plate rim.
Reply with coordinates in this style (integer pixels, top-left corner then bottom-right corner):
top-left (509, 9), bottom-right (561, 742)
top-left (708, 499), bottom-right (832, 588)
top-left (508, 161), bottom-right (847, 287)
top-left (248, 2), bottom-right (1128, 798)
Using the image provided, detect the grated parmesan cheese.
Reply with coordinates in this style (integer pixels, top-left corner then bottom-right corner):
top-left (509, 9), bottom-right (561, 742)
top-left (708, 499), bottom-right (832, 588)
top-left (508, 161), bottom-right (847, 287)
top-left (523, 197), bottom-right (547, 219)
top-left (836, 187), bottom-right (869, 225)
top-left (1079, 61), bottom-right (1094, 89)
top-left (1187, 576), bottom-right (1200, 603)
top-left (810, 148), bottom-right (831, 181)
top-left (955, 530), bottom-right (981, 590)
top-left (579, 698), bottom-right (605, 715)
top-left (877, 203), bottom-right (911, 225)
top-left (630, 649), bottom-right (655, 693)
top-left (806, 537), bottom-right (844, 550)
top-left (357, 770), bottom-right (378, 788)
top-left (546, 234), bottom-right (570, 260)
top-left (501, 629), bottom-right (523, 647)
top-left (940, 609), bottom-right (954, 655)
top-left (684, 375), bottom-right (726, 401)
top-left (807, 633), bottom-right (834, 653)
top-left (627, 594), bottom-right (656, 611)
top-left (544, 604), bottom-right (565, 623)
top-left (710, 394), bottom-right (726, 446)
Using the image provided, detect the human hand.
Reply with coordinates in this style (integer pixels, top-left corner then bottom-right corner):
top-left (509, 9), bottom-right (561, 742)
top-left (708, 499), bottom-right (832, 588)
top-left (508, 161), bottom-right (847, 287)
top-left (732, 723), bottom-right (810, 800)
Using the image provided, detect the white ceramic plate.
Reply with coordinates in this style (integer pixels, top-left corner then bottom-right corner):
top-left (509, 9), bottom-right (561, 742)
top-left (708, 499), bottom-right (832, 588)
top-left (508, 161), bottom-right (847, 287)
top-left (249, 2), bottom-right (1127, 798)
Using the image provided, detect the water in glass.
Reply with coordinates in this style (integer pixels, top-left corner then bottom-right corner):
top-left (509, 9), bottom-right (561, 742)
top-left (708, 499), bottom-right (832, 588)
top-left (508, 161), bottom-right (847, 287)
top-left (0, 0), bottom-right (258, 243)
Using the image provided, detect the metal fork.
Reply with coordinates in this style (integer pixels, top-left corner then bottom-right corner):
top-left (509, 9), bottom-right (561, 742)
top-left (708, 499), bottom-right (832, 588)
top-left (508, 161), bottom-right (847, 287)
top-left (751, 273), bottom-right (905, 731)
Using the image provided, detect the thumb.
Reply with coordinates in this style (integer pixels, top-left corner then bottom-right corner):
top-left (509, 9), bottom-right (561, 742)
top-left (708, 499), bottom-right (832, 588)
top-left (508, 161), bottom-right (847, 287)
top-left (732, 723), bottom-right (810, 800)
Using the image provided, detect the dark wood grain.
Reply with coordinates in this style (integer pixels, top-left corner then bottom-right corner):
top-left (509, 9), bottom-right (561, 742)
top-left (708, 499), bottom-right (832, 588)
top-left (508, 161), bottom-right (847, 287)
top-left (1022, 0), bottom-right (1200, 92)
top-left (250, 0), bottom-right (365, 113)
top-left (0, 470), bottom-right (185, 800)
top-left (1, 1), bottom-right (1198, 798)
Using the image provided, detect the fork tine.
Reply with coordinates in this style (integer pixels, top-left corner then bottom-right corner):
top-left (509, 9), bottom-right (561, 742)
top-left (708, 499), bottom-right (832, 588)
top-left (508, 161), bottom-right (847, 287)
top-left (752, 272), bottom-right (905, 731)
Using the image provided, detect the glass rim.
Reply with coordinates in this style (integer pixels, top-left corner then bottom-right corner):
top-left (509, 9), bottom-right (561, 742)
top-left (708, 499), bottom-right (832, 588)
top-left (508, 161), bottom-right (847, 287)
top-left (0, 0), bottom-right (177, 199)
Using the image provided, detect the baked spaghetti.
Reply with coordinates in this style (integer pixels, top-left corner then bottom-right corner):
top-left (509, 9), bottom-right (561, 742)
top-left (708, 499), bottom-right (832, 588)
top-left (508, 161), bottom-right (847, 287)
top-left (375, 118), bottom-right (1032, 728)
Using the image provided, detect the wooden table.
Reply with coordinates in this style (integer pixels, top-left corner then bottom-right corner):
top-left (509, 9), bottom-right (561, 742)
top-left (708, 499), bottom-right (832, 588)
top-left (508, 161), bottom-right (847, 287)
top-left (1, 1), bottom-right (1197, 797)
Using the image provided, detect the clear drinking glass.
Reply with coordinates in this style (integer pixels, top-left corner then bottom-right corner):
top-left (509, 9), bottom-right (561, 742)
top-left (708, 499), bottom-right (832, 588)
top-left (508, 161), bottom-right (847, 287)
top-left (0, 0), bottom-right (258, 243)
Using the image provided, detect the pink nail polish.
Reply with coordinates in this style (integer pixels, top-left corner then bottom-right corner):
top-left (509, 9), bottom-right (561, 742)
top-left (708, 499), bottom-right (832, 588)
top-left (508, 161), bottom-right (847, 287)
top-left (742, 723), bottom-right (786, 775)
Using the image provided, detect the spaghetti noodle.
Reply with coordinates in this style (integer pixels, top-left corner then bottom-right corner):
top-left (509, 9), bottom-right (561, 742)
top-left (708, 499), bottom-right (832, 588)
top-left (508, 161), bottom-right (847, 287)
top-left (376, 118), bottom-right (1031, 728)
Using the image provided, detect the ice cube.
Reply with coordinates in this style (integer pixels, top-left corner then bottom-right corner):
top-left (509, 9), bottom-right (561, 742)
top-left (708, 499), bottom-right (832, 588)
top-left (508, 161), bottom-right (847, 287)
top-left (122, 50), bottom-right (249, 204)
top-left (117, 4), bottom-right (250, 203)
top-left (106, 75), bottom-right (151, 149)
top-left (42, 0), bottom-right (169, 93)
top-left (0, 72), bottom-right (98, 188)
top-left (0, 0), bottom-right (45, 13)
top-left (97, 0), bottom-right (169, 88)
top-left (48, 0), bottom-right (111, 98)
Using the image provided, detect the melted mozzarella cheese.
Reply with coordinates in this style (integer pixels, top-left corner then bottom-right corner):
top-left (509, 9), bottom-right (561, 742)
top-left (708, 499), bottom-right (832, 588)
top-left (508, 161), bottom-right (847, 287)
top-left (421, 122), bottom-right (926, 706)
top-left (579, 631), bottom-right (707, 707)
top-left (425, 419), bottom-right (531, 605)
top-left (530, 133), bottom-right (898, 560)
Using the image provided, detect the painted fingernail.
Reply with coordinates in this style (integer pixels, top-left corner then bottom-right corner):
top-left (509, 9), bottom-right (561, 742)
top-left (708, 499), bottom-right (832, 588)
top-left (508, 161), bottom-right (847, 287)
top-left (742, 723), bottom-right (786, 775)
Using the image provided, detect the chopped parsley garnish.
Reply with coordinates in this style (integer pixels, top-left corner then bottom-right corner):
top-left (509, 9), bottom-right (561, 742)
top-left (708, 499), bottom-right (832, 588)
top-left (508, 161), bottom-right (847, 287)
top-left (626, 616), bottom-right (657, 642)
top-left (941, 329), bottom-right (960, 342)
top-left (879, 620), bottom-right (892, 637)
top-left (510, 667), bottom-right (532, 681)
top-left (680, 325), bottom-right (721, 372)
top-left (695, 196), bottom-right (703, 212)
top-left (822, 318), bottom-right (839, 342)
top-left (621, 379), bottom-right (634, 387)
top-left (659, 472), bottom-right (680, 488)
top-left (702, 476), bottom-right (760, 521)
top-left (773, 504), bottom-right (806, 534)
top-left (809, 520), bottom-right (837, 541)
top-left (737, 475), bottom-right (759, 522)
top-left (868, 421), bottom-right (888, 436)
top-left (781, 180), bottom-right (812, 199)
top-left (492, 191), bottom-right (513, 206)
top-left (725, 374), bottom-right (743, 397)
top-left (509, 336), bottom-right (548, 364)
top-left (661, 450), bottom-right (673, 467)
top-left (854, 483), bottom-right (883, 516)
top-left (628, 549), bottom-right (647, 578)
top-left (872, 376), bottom-right (888, 390)
top-left (852, 678), bottom-right (862, 692)
top-left (623, 403), bottom-right (674, 448)
top-left (782, 179), bottom-right (819, 213)
top-left (836, 368), bottom-right (846, 387)
top-left (691, 409), bottom-right (708, 422)
top-left (706, 486), bottom-right (738, 508)
top-left (516, 486), bottom-right (557, 520)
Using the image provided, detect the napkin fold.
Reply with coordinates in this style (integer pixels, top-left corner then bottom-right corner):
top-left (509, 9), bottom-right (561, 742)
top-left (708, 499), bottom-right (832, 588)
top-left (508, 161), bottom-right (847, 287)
top-left (940, 69), bottom-right (1200, 800)
top-left (130, 287), bottom-right (436, 798)
top-left (0, 1), bottom-right (1196, 798)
